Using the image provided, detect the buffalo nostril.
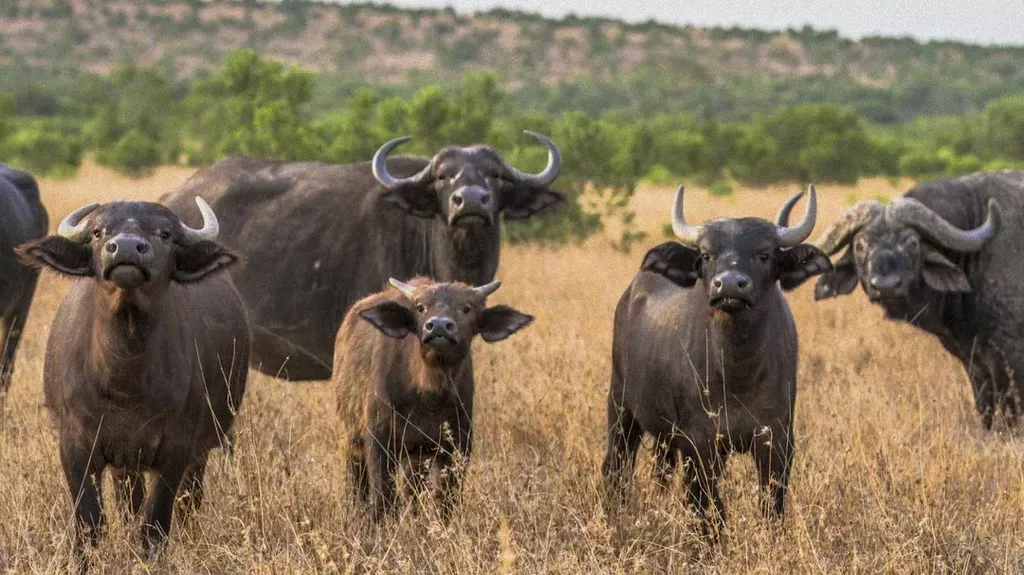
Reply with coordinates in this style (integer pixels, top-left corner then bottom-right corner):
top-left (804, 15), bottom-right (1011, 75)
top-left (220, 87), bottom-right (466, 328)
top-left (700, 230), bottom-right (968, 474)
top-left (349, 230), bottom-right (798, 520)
top-left (105, 242), bottom-right (117, 254)
top-left (444, 321), bottom-right (454, 332)
top-left (737, 279), bottom-right (749, 289)
top-left (425, 321), bottom-right (435, 332)
top-left (480, 194), bottom-right (491, 205)
top-left (452, 194), bottom-right (464, 207)
top-left (712, 279), bottom-right (723, 288)
top-left (136, 243), bottom-right (149, 254)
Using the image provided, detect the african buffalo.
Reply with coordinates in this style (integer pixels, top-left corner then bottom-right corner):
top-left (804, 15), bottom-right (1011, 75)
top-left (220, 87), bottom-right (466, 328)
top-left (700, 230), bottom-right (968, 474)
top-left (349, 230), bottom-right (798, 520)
top-left (793, 171), bottom-right (1014, 428)
top-left (0, 164), bottom-right (48, 390)
top-left (18, 198), bottom-right (249, 559)
top-left (335, 277), bottom-right (532, 521)
top-left (163, 132), bottom-right (562, 381)
top-left (603, 186), bottom-right (831, 535)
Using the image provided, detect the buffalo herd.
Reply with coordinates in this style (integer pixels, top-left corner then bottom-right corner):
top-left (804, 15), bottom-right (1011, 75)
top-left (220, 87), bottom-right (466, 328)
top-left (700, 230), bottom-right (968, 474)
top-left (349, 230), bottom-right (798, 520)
top-left (1, 135), bottom-right (1022, 561)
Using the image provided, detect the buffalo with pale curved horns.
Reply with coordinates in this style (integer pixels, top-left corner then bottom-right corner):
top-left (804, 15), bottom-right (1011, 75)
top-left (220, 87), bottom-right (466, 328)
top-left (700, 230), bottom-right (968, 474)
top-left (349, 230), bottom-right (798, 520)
top-left (163, 132), bottom-right (562, 381)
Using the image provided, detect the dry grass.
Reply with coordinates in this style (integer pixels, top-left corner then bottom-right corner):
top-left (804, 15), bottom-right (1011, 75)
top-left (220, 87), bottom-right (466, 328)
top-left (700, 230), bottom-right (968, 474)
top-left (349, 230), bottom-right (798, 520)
top-left (1, 165), bottom-right (1022, 573)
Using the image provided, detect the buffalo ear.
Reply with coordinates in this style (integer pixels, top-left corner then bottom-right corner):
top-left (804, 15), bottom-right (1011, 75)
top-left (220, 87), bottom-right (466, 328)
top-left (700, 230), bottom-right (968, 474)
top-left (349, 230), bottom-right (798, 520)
top-left (477, 305), bottom-right (533, 343)
top-left (16, 237), bottom-right (93, 277)
top-left (359, 301), bottom-right (417, 339)
top-left (641, 241), bottom-right (701, 288)
top-left (921, 245), bottom-right (971, 292)
top-left (502, 186), bottom-right (564, 220)
top-left (380, 183), bottom-right (439, 219)
top-left (174, 241), bottom-right (238, 283)
top-left (777, 244), bottom-right (833, 291)
top-left (814, 247), bottom-right (859, 300)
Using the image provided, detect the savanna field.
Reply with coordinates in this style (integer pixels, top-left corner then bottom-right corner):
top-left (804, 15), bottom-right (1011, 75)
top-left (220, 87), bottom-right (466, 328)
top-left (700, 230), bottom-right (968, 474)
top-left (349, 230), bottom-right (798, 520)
top-left (1, 165), bottom-right (1022, 573)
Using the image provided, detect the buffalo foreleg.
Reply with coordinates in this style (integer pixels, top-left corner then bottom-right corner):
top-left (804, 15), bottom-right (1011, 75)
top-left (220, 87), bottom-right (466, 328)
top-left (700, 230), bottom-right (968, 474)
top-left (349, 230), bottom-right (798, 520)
top-left (141, 455), bottom-right (188, 559)
top-left (113, 467), bottom-right (146, 524)
top-left (752, 422), bottom-right (793, 519)
top-left (0, 288), bottom-right (33, 391)
top-left (682, 445), bottom-right (726, 540)
top-left (177, 454), bottom-right (209, 522)
top-left (59, 437), bottom-right (107, 553)
top-left (368, 435), bottom-right (398, 522)
top-left (602, 396), bottom-right (643, 503)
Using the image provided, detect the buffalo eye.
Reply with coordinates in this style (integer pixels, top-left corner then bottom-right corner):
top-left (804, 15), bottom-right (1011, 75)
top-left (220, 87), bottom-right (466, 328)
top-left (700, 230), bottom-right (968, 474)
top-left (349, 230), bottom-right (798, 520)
top-left (415, 304), bottom-right (426, 313)
top-left (701, 253), bottom-right (712, 262)
top-left (159, 230), bottom-right (171, 241)
top-left (854, 239), bottom-right (866, 253)
top-left (92, 229), bottom-right (102, 240)
top-left (461, 304), bottom-right (472, 315)
top-left (756, 252), bottom-right (771, 263)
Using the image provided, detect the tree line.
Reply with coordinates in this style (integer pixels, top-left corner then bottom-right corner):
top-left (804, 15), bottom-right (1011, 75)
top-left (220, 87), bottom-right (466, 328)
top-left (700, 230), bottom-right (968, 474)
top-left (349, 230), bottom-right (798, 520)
top-left (2, 50), bottom-right (1023, 249)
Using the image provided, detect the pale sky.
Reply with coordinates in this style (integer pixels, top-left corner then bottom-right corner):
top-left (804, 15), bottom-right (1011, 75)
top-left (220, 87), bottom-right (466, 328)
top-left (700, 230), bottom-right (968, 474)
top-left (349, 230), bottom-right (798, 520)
top-left (378, 0), bottom-right (1024, 46)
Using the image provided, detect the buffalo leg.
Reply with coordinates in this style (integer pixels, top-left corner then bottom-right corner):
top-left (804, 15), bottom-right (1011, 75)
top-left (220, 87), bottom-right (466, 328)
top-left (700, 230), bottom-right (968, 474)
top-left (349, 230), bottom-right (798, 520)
top-left (113, 468), bottom-right (146, 524)
top-left (59, 438), bottom-right (107, 551)
top-left (177, 455), bottom-right (209, 522)
top-left (348, 437), bottom-right (370, 503)
top-left (682, 445), bottom-right (726, 539)
top-left (0, 293), bottom-right (32, 391)
top-left (963, 347), bottom-right (996, 429)
top-left (435, 455), bottom-right (466, 522)
top-left (141, 457), bottom-right (188, 558)
top-left (752, 423), bottom-right (793, 519)
top-left (602, 397), bottom-right (643, 502)
top-left (368, 437), bottom-right (398, 522)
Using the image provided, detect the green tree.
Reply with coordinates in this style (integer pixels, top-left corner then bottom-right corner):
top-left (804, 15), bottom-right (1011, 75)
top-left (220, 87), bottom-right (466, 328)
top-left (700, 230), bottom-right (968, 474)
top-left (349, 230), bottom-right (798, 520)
top-left (5, 119), bottom-right (83, 177)
top-left (982, 96), bottom-right (1024, 161)
top-left (183, 50), bottom-right (314, 163)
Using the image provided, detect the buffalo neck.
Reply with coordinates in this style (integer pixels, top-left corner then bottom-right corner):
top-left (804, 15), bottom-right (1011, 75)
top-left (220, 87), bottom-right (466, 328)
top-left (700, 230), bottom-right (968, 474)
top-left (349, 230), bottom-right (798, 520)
top-left (87, 285), bottom-right (167, 396)
top-left (434, 221), bottom-right (501, 286)
top-left (704, 292), bottom-right (776, 380)
top-left (411, 352), bottom-right (473, 399)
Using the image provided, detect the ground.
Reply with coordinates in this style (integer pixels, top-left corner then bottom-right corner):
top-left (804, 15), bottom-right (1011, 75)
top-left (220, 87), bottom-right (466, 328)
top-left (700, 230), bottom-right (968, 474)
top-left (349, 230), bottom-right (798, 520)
top-left (0, 164), bottom-right (1021, 573)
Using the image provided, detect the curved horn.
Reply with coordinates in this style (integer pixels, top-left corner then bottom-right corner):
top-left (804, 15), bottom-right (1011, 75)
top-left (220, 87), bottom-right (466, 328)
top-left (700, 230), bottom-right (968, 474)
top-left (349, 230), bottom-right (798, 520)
top-left (474, 280), bottom-right (502, 298)
top-left (671, 185), bottom-right (703, 247)
top-left (501, 131), bottom-right (562, 187)
top-left (887, 197), bottom-right (1002, 253)
top-left (775, 184), bottom-right (818, 248)
top-left (811, 200), bottom-right (883, 256)
top-left (388, 278), bottom-right (418, 300)
top-left (58, 203), bottom-right (101, 243)
top-left (775, 189), bottom-right (804, 226)
top-left (179, 197), bottom-right (219, 245)
top-left (372, 136), bottom-right (431, 189)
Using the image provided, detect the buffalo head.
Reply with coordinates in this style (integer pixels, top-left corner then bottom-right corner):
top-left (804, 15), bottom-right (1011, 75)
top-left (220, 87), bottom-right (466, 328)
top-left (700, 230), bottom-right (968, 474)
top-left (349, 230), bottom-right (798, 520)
top-left (643, 186), bottom-right (832, 313)
top-left (18, 198), bottom-right (237, 291)
top-left (802, 197), bottom-right (1001, 303)
top-left (371, 131), bottom-right (563, 228)
top-left (359, 278), bottom-right (532, 366)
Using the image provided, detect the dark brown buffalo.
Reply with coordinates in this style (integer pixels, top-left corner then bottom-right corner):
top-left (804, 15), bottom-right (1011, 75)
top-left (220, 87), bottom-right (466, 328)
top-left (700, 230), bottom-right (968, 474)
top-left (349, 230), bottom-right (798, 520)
top-left (604, 186), bottom-right (831, 536)
top-left (335, 277), bottom-right (532, 521)
top-left (163, 132), bottom-right (562, 381)
top-left (789, 171), bottom-right (1018, 428)
top-left (18, 198), bottom-right (249, 559)
top-left (0, 164), bottom-right (48, 390)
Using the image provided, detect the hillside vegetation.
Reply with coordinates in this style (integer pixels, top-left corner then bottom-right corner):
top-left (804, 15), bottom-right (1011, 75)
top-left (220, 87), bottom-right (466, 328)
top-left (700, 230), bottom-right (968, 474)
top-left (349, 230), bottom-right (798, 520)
top-left (4, 0), bottom-right (1024, 121)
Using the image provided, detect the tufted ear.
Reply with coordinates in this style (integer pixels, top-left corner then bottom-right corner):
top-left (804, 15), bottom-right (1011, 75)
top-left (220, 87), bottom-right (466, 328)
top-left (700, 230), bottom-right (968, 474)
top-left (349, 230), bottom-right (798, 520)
top-left (921, 245), bottom-right (971, 292)
top-left (477, 305), bottom-right (533, 343)
top-left (501, 186), bottom-right (565, 220)
top-left (813, 247), bottom-right (859, 300)
top-left (640, 241), bottom-right (701, 288)
top-left (359, 301), bottom-right (417, 339)
top-left (777, 244), bottom-right (833, 291)
top-left (380, 183), bottom-right (440, 219)
top-left (174, 241), bottom-right (238, 283)
top-left (16, 237), bottom-right (94, 277)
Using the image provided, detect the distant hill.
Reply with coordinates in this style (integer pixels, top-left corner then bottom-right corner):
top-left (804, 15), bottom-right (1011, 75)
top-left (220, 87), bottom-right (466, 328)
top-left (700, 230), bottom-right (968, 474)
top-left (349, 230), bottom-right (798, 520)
top-left (3, 0), bottom-right (1024, 121)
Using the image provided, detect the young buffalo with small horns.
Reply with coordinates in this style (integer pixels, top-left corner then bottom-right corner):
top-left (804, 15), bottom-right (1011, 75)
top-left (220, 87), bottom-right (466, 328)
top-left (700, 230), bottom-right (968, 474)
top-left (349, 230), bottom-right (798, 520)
top-left (335, 277), bottom-right (532, 521)
top-left (604, 185), bottom-right (831, 536)
top-left (18, 198), bottom-right (249, 561)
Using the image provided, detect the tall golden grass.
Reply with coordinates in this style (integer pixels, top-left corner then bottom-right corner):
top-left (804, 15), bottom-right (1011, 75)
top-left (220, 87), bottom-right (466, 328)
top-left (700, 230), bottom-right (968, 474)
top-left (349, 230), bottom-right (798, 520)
top-left (1, 165), bottom-right (1021, 573)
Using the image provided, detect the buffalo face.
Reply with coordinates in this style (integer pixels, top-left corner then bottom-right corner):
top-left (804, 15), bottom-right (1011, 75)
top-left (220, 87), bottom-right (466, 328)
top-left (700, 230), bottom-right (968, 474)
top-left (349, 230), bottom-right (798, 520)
top-left (18, 199), bottom-right (237, 292)
top-left (359, 278), bottom-right (532, 366)
top-left (371, 131), bottom-right (564, 229)
top-left (642, 186), bottom-right (832, 314)
top-left (810, 197), bottom-right (1001, 304)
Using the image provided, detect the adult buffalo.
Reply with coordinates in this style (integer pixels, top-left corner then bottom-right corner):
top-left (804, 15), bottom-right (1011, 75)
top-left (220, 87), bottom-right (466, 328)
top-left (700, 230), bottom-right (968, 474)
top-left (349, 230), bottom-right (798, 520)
top-left (604, 186), bottom-right (831, 535)
top-left (163, 132), bottom-right (562, 381)
top-left (790, 172), bottom-right (1015, 428)
top-left (0, 164), bottom-right (48, 391)
top-left (18, 199), bottom-right (249, 560)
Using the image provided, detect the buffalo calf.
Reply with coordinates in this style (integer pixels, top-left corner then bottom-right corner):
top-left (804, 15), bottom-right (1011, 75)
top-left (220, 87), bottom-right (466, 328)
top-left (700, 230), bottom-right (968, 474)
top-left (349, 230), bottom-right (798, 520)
top-left (604, 186), bottom-right (831, 536)
top-left (335, 277), bottom-right (532, 520)
top-left (18, 199), bottom-right (249, 560)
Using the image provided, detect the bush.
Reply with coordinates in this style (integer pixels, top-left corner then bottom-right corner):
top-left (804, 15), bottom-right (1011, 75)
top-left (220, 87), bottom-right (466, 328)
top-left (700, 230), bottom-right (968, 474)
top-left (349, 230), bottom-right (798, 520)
top-left (5, 120), bottom-right (83, 177)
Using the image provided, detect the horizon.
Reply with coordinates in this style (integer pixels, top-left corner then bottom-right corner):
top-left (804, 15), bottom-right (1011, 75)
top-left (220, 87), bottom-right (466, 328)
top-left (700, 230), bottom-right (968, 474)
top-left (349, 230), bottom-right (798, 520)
top-left (364, 0), bottom-right (1024, 46)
